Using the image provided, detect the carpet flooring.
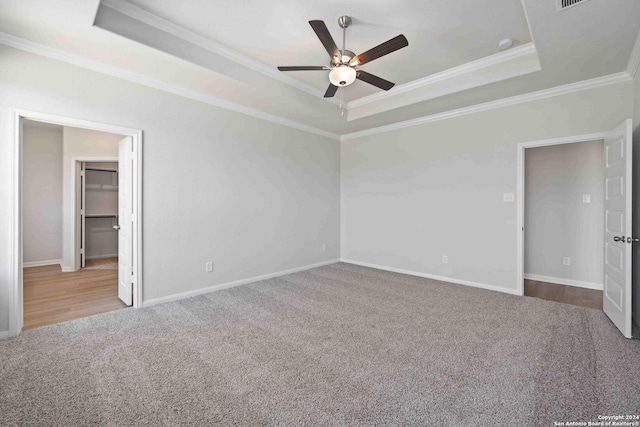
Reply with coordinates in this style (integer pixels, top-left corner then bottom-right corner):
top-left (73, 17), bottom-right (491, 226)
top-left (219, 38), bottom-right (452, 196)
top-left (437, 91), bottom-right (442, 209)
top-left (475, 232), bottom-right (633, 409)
top-left (1, 262), bottom-right (639, 426)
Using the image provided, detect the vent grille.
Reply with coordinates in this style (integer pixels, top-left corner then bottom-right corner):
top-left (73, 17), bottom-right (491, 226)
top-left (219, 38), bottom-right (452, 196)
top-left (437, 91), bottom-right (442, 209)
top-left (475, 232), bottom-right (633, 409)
top-left (557, 0), bottom-right (591, 11)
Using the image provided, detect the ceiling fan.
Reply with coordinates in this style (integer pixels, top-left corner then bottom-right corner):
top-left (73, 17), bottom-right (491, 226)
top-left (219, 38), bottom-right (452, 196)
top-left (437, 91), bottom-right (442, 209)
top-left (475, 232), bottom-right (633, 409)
top-left (277, 16), bottom-right (408, 98)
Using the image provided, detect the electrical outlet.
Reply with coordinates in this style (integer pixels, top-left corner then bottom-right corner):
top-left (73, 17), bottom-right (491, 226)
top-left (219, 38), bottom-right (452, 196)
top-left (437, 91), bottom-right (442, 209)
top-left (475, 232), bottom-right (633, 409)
top-left (322, 244), bottom-right (327, 252)
top-left (503, 193), bottom-right (515, 203)
top-left (442, 255), bottom-right (448, 264)
top-left (205, 261), bottom-right (213, 273)
top-left (582, 194), bottom-right (591, 203)
top-left (563, 257), bottom-right (571, 266)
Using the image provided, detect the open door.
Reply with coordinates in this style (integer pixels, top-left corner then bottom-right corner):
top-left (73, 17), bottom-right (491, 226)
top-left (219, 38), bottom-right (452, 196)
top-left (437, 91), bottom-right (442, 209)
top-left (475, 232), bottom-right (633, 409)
top-left (117, 136), bottom-right (133, 306)
top-left (80, 162), bottom-right (86, 268)
top-left (603, 119), bottom-right (633, 338)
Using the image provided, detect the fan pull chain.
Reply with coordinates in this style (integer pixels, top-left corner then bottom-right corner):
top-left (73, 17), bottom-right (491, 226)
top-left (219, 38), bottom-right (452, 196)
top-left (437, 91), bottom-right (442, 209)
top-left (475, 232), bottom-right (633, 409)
top-left (340, 89), bottom-right (344, 117)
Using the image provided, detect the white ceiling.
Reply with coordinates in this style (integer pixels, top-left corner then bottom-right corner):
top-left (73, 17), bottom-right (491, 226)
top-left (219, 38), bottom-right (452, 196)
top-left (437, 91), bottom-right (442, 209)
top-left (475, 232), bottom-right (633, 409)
top-left (124, 0), bottom-right (532, 101)
top-left (0, 0), bottom-right (639, 137)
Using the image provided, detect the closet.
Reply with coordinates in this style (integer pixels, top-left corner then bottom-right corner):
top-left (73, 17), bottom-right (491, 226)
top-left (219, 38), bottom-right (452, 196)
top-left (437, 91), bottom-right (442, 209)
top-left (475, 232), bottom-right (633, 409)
top-left (80, 162), bottom-right (119, 268)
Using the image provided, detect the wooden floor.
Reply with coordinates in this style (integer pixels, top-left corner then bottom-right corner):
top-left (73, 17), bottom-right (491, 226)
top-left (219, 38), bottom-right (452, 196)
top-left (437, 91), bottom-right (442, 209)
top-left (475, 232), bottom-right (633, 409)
top-left (524, 279), bottom-right (602, 310)
top-left (23, 258), bottom-right (127, 330)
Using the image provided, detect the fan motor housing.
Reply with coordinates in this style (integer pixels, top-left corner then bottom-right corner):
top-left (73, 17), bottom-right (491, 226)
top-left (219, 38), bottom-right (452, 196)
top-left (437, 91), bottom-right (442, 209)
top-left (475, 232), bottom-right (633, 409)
top-left (332, 49), bottom-right (356, 67)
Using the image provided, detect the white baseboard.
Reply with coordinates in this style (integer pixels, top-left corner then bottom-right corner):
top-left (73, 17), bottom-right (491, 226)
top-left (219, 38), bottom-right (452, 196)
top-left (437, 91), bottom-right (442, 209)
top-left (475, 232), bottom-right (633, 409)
top-left (23, 259), bottom-right (62, 268)
top-left (61, 266), bottom-right (76, 272)
top-left (143, 259), bottom-right (341, 307)
top-left (0, 330), bottom-right (9, 340)
top-left (524, 273), bottom-right (603, 290)
top-left (85, 254), bottom-right (117, 260)
top-left (340, 258), bottom-right (521, 296)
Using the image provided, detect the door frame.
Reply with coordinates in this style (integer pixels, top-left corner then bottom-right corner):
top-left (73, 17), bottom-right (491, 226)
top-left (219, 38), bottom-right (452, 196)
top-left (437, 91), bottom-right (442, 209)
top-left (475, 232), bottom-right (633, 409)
top-left (9, 109), bottom-right (144, 337)
top-left (516, 130), bottom-right (611, 297)
top-left (73, 158), bottom-right (119, 271)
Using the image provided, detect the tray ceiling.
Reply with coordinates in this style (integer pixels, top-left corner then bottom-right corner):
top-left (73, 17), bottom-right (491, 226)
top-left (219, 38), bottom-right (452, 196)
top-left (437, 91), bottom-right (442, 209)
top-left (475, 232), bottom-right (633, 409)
top-left (0, 0), bottom-right (639, 137)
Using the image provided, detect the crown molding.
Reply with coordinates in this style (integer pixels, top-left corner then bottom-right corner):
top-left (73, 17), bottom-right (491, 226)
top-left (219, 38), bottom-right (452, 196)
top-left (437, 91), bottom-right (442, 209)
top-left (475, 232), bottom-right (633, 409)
top-left (102, 0), bottom-right (544, 118)
top-left (0, 27), bottom-right (634, 145)
top-left (627, 28), bottom-right (640, 78)
top-left (346, 43), bottom-right (541, 121)
top-left (340, 72), bottom-right (632, 141)
top-left (348, 43), bottom-right (537, 109)
top-left (100, 0), bottom-right (338, 104)
top-left (0, 31), bottom-right (340, 141)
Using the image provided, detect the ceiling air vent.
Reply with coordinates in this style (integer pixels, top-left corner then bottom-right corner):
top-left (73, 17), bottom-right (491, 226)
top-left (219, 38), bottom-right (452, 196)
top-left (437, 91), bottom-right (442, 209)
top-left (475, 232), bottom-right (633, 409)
top-left (556, 0), bottom-right (591, 11)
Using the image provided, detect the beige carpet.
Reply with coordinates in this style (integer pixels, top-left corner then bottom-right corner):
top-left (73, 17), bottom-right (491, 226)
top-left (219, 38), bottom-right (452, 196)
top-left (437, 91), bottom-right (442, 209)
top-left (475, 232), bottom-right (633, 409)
top-left (1, 262), bottom-right (639, 426)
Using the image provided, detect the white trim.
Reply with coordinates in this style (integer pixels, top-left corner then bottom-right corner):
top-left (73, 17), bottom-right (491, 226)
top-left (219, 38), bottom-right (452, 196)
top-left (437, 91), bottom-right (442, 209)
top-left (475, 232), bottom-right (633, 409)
top-left (23, 259), bottom-right (62, 268)
top-left (9, 109), bottom-right (144, 338)
top-left (347, 43), bottom-right (540, 109)
top-left (9, 107), bottom-right (21, 337)
top-left (144, 259), bottom-right (340, 306)
top-left (627, 28), bottom-right (640, 78)
top-left (85, 254), bottom-right (118, 261)
top-left (340, 258), bottom-right (521, 296)
top-left (100, 0), bottom-right (333, 102)
top-left (0, 331), bottom-right (9, 341)
top-left (516, 131), bottom-right (610, 297)
top-left (0, 32), bottom-right (340, 141)
top-left (13, 109), bottom-right (141, 136)
top-left (340, 73), bottom-right (631, 141)
top-left (524, 274), bottom-right (603, 291)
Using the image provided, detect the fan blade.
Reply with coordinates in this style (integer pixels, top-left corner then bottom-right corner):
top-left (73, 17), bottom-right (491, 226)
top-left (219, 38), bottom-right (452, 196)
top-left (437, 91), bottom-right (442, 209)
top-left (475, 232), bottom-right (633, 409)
top-left (356, 71), bottom-right (395, 91)
top-left (324, 84), bottom-right (339, 98)
top-left (309, 20), bottom-right (340, 59)
top-left (350, 35), bottom-right (408, 66)
top-left (277, 66), bottom-right (329, 71)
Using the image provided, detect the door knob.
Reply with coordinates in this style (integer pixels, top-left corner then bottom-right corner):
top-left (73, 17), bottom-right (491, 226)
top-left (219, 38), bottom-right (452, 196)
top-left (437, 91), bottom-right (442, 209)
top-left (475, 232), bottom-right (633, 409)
top-left (613, 236), bottom-right (625, 242)
top-left (113, 225), bottom-right (120, 230)
top-left (627, 237), bottom-right (640, 243)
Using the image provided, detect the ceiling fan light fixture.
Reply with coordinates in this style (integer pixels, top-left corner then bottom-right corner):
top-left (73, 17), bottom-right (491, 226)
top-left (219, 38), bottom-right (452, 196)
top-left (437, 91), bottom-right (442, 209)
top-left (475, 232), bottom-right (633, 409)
top-left (329, 66), bottom-right (356, 86)
top-left (277, 17), bottom-right (408, 98)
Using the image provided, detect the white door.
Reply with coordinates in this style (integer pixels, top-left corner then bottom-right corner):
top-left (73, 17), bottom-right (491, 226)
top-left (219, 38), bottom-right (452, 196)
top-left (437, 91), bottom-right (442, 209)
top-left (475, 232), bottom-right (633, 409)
top-left (603, 119), bottom-right (633, 339)
top-left (118, 136), bottom-right (134, 306)
top-left (80, 162), bottom-right (86, 268)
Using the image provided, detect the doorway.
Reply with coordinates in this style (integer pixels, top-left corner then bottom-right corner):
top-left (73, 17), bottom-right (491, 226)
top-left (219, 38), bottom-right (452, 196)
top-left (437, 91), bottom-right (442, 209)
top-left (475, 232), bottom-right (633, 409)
top-left (9, 110), bottom-right (143, 337)
top-left (516, 120), bottom-right (634, 338)
top-left (80, 161), bottom-right (120, 270)
top-left (21, 122), bottom-right (129, 329)
top-left (523, 139), bottom-right (604, 310)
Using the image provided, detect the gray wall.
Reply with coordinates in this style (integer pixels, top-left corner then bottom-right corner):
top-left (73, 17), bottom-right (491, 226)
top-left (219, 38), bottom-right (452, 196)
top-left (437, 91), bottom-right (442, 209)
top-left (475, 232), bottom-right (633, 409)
top-left (0, 45), bottom-right (341, 334)
top-left (23, 122), bottom-right (63, 265)
top-left (524, 141), bottom-right (604, 287)
top-left (85, 162), bottom-right (119, 260)
top-left (342, 80), bottom-right (634, 293)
